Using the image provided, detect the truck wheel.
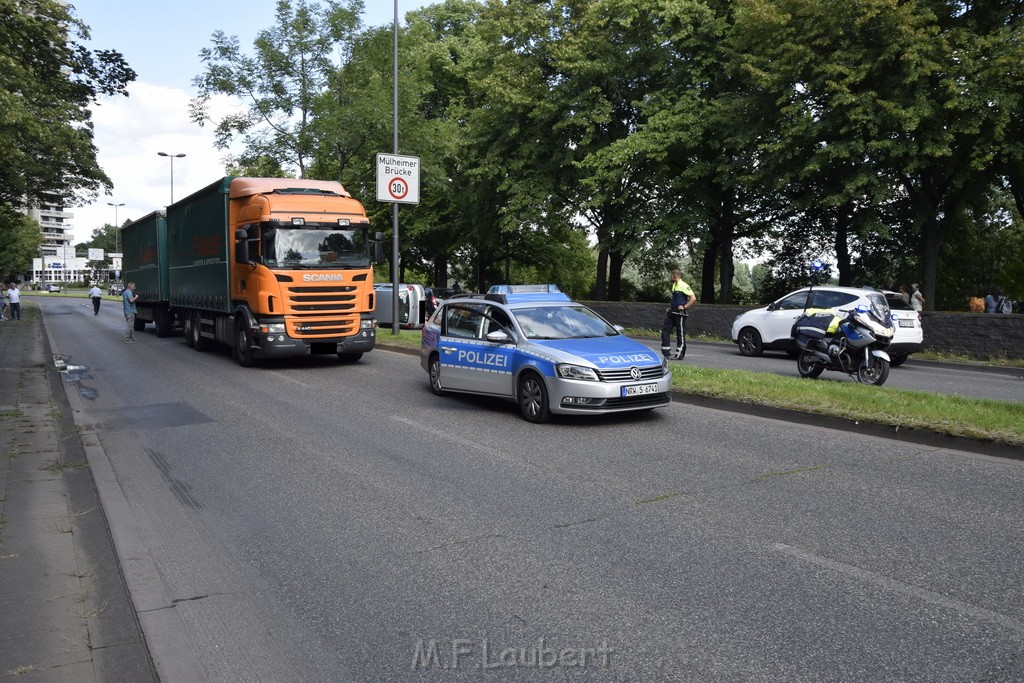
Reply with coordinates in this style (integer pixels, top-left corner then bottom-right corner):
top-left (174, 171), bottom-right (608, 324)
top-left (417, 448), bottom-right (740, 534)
top-left (184, 315), bottom-right (195, 348)
top-left (190, 312), bottom-right (210, 351)
top-left (155, 308), bottom-right (172, 338)
top-left (235, 318), bottom-right (255, 367)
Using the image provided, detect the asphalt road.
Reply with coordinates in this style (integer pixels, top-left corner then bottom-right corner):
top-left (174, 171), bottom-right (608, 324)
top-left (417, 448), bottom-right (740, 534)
top-left (39, 296), bottom-right (1024, 681)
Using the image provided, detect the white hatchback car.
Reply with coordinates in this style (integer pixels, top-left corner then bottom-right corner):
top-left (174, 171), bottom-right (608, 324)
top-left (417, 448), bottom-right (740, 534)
top-left (732, 286), bottom-right (895, 358)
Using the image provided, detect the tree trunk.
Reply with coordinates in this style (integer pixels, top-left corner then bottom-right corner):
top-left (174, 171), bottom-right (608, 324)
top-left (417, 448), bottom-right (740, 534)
top-left (701, 240), bottom-right (719, 304)
top-left (921, 213), bottom-right (940, 312)
top-left (718, 237), bottom-right (734, 304)
top-left (594, 247), bottom-right (608, 300)
top-left (835, 209), bottom-right (852, 286)
top-left (608, 249), bottom-right (625, 301)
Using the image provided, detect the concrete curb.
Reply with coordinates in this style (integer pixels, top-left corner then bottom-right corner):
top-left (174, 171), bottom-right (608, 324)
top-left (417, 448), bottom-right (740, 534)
top-left (43, 316), bottom-right (208, 681)
top-left (373, 341), bottom-right (1021, 461)
top-left (669, 393), bottom-right (1024, 462)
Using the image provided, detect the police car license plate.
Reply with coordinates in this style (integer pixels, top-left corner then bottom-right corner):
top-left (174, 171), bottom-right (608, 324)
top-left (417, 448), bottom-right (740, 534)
top-left (622, 383), bottom-right (659, 397)
top-left (899, 320), bottom-right (914, 328)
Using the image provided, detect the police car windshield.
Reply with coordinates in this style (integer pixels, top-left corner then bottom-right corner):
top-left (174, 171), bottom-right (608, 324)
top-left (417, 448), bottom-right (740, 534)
top-left (512, 305), bottom-right (617, 340)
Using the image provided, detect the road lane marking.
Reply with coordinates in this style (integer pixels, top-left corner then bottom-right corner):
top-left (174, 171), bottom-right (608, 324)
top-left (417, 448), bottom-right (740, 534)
top-left (772, 543), bottom-right (1024, 634)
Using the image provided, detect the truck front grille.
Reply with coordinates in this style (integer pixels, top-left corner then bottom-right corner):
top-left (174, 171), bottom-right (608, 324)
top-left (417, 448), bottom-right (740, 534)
top-left (283, 285), bottom-right (362, 338)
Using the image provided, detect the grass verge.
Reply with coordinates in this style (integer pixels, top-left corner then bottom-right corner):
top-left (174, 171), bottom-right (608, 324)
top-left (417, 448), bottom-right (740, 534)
top-left (374, 330), bottom-right (1023, 446)
top-left (376, 329), bottom-right (423, 349)
top-left (671, 365), bottom-right (1024, 447)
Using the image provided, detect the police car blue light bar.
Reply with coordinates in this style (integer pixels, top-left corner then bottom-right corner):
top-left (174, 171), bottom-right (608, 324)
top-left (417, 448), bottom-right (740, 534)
top-left (486, 284), bottom-right (571, 304)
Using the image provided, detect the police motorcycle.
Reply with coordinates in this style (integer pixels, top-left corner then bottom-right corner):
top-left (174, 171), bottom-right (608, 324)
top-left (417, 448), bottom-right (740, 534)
top-left (791, 300), bottom-right (896, 386)
top-left (789, 259), bottom-right (897, 386)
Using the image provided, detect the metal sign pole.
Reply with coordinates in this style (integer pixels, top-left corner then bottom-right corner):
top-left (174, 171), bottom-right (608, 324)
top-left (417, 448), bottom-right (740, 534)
top-left (391, 0), bottom-right (400, 335)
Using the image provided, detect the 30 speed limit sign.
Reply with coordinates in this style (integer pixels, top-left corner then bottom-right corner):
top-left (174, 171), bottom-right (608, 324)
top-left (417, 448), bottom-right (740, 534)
top-left (376, 154), bottom-right (420, 205)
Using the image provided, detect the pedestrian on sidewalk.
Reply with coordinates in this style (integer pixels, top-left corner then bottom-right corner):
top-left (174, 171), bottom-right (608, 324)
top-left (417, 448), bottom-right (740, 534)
top-left (89, 283), bottom-right (103, 314)
top-left (660, 270), bottom-right (696, 360)
top-left (0, 286), bottom-right (7, 320)
top-left (911, 283), bottom-right (925, 312)
top-left (6, 282), bottom-right (21, 320)
top-left (123, 282), bottom-right (139, 343)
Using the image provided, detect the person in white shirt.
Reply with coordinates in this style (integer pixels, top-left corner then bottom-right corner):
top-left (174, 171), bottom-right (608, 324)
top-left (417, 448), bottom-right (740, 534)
top-left (910, 283), bottom-right (925, 312)
top-left (89, 284), bottom-right (103, 315)
top-left (6, 282), bottom-right (21, 320)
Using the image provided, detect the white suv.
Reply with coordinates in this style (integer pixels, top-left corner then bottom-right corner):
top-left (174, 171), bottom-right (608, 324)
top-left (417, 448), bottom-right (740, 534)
top-left (732, 286), bottom-right (892, 357)
top-left (881, 291), bottom-right (924, 366)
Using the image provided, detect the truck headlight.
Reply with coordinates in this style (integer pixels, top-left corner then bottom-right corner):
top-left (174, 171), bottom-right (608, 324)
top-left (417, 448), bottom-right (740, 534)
top-left (259, 323), bottom-right (286, 334)
top-left (556, 364), bottom-right (599, 381)
top-left (361, 319), bottom-right (377, 329)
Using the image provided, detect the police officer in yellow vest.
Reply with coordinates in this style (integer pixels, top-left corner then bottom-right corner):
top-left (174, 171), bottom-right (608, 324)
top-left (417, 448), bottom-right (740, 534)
top-left (661, 270), bottom-right (697, 359)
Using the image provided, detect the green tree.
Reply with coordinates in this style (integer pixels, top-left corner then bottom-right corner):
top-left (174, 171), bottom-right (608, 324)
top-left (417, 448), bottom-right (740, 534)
top-left (731, 0), bottom-right (1024, 310)
top-left (192, 0), bottom-right (365, 178)
top-left (0, 0), bottom-right (135, 209)
top-left (0, 206), bottom-right (43, 281)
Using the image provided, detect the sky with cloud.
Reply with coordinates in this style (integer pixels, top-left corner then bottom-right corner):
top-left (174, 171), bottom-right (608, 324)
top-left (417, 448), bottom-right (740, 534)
top-left (69, 0), bottom-right (434, 244)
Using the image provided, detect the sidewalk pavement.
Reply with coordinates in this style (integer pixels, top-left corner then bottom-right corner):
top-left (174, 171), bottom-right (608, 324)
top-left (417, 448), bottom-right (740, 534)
top-left (0, 301), bottom-right (155, 681)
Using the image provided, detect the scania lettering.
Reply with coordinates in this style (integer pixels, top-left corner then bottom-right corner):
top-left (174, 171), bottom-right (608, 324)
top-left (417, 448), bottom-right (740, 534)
top-left (122, 177), bottom-right (384, 366)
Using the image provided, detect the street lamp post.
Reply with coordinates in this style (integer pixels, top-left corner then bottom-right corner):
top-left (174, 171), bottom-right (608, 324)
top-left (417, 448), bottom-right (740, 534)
top-left (107, 201), bottom-right (125, 284)
top-left (157, 152), bottom-right (186, 204)
top-left (106, 201), bottom-right (124, 252)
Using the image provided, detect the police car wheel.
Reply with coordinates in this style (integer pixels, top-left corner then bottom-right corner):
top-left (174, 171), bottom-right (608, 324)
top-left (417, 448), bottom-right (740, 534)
top-left (518, 372), bottom-right (550, 423)
top-left (428, 355), bottom-right (446, 396)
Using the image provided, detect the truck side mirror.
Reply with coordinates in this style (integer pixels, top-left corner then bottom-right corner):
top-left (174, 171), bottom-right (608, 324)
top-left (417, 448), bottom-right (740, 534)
top-left (235, 227), bottom-right (259, 266)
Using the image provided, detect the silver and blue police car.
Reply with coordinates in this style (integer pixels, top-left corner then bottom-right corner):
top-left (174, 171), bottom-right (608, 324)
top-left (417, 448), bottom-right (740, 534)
top-left (420, 284), bottom-right (672, 422)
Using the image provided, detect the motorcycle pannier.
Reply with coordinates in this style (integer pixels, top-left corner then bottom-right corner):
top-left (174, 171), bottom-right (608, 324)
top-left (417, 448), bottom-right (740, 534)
top-left (792, 312), bottom-right (838, 346)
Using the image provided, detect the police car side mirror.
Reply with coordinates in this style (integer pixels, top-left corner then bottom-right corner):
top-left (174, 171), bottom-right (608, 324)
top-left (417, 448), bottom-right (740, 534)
top-left (613, 324), bottom-right (624, 332)
top-left (767, 302), bottom-right (778, 312)
top-left (486, 330), bottom-right (512, 344)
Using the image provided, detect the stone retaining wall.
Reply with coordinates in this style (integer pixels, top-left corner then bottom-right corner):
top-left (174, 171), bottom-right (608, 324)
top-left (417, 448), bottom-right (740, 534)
top-left (582, 301), bottom-right (1024, 360)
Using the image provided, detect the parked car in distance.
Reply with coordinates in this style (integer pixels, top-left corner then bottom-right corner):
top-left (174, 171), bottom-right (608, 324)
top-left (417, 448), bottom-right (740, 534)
top-left (731, 286), bottom-right (891, 357)
top-left (881, 290), bottom-right (924, 366)
top-left (109, 283), bottom-right (125, 296)
top-left (46, 283), bottom-right (62, 293)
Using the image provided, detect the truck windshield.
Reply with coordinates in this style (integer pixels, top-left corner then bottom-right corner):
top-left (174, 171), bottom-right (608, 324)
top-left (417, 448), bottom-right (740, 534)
top-left (263, 224), bottom-right (370, 269)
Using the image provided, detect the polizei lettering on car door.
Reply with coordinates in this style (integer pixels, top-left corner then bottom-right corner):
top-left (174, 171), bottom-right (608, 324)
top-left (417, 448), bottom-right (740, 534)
top-left (457, 349), bottom-right (510, 369)
top-left (597, 353), bottom-right (656, 364)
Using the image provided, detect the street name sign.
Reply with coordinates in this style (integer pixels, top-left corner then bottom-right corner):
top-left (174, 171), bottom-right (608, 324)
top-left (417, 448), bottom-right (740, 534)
top-left (376, 154), bottom-right (420, 205)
